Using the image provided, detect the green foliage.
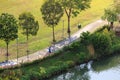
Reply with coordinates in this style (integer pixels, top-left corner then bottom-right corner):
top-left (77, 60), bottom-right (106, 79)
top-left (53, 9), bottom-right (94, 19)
top-left (102, 8), bottom-right (117, 23)
top-left (29, 71), bottom-right (40, 80)
top-left (114, 0), bottom-right (120, 13)
top-left (62, 41), bottom-right (87, 53)
top-left (91, 33), bottom-right (112, 55)
top-left (9, 43), bottom-right (88, 80)
top-left (0, 70), bottom-right (22, 80)
top-left (19, 12), bottom-right (39, 40)
top-left (60, 0), bottom-right (91, 37)
top-left (111, 44), bottom-right (120, 53)
top-left (67, 41), bottom-right (80, 51)
top-left (77, 52), bottom-right (89, 61)
top-left (41, 0), bottom-right (63, 42)
top-left (1, 29), bottom-right (119, 80)
top-left (0, 13), bottom-right (18, 61)
top-left (80, 31), bottom-right (91, 46)
top-left (21, 75), bottom-right (29, 80)
top-left (96, 25), bottom-right (110, 32)
top-left (60, 0), bottom-right (91, 17)
top-left (0, 0), bottom-right (113, 61)
top-left (113, 0), bottom-right (120, 22)
top-left (108, 31), bottom-right (117, 45)
top-left (41, 0), bottom-right (63, 27)
top-left (39, 67), bottom-right (46, 74)
top-left (0, 13), bottom-right (18, 44)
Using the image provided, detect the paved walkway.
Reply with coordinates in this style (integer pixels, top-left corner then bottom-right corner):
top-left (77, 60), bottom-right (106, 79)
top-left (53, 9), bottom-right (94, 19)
top-left (11, 19), bottom-right (107, 64)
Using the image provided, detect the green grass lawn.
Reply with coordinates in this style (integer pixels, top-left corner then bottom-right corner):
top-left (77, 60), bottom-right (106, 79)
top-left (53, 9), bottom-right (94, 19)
top-left (0, 0), bottom-right (113, 61)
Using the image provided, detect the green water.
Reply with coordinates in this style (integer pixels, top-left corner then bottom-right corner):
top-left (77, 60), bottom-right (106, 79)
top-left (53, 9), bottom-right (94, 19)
top-left (50, 54), bottom-right (120, 80)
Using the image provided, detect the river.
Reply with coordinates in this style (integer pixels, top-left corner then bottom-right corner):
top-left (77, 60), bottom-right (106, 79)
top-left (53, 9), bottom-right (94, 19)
top-left (50, 54), bottom-right (120, 80)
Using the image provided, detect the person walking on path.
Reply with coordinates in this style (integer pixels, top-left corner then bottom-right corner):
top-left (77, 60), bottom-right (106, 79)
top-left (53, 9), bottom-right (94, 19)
top-left (48, 46), bottom-right (52, 53)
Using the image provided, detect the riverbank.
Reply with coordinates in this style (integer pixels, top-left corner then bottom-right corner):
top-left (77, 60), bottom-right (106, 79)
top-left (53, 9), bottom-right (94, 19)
top-left (0, 26), bottom-right (120, 80)
top-left (50, 53), bottom-right (120, 80)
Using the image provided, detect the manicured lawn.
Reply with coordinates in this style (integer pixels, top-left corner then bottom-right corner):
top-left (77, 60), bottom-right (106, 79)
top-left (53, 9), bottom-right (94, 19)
top-left (0, 0), bottom-right (113, 61)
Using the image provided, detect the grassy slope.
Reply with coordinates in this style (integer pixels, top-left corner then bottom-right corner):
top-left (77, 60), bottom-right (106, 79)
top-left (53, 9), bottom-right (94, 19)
top-left (0, 0), bottom-right (113, 61)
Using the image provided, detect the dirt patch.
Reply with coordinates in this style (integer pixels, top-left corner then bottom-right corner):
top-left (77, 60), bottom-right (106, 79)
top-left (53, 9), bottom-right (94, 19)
top-left (87, 44), bottom-right (95, 56)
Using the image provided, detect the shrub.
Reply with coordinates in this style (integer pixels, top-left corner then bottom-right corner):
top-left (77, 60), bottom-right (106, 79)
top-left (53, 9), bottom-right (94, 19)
top-left (21, 75), bottom-right (30, 80)
top-left (96, 25), bottom-right (109, 33)
top-left (110, 32), bottom-right (120, 45)
top-left (77, 52), bottom-right (88, 61)
top-left (111, 44), bottom-right (120, 53)
top-left (80, 31), bottom-right (91, 46)
top-left (91, 33), bottom-right (112, 55)
top-left (29, 71), bottom-right (40, 80)
top-left (0, 70), bottom-right (21, 80)
top-left (68, 41), bottom-right (80, 51)
top-left (39, 67), bottom-right (46, 74)
top-left (63, 45), bottom-right (70, 51)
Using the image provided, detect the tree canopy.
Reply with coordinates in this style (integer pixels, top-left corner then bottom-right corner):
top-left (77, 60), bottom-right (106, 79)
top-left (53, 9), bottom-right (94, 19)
top-left (19, 12), bottom-right (39, 41)
top-left (60, 0), bottom-right (91, 38)
top-left (0, 13), bottom-right (18, 44)
top-left (102, 8), bottom-right (117, 23)
top-left (114, 0), bottom-right (120, 13)
top-left (41, 0), bottom-right (63, 42)
top-left (0, 13), bottom-right (18, 61)
top-left (41, 0), bottom-right (63, 26)
top-left (60, 0), bottom-right (91, 17)
top-left (19, 12), bottom-right (39, 60)
top-left (91, 33), bottom-right (111, 55)
top-left (102, 8), bottom-right (117, 28)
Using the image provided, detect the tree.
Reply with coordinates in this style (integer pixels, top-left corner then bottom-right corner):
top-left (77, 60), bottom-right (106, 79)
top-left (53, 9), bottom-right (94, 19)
top-left (19, 12), bottom-right (39, 60)
top-left (60, 0), bottom-right (91, 38)
top-left (41, 0), bottom-right (63, 42)
top-left (0, 13), bottom-right (18, 61)
top-left (102, 8), bottom-right (117, 29)
top-left (91, 33), bottom-right (111, 55)
top-left (114, 0), bottom-right (120, 14)
top-left (113, 0), bottom-right (120, 23)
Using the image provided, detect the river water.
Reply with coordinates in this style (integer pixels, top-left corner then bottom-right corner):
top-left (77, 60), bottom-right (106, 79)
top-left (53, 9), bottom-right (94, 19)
top-left (50, 54), bottom-right (120, 80)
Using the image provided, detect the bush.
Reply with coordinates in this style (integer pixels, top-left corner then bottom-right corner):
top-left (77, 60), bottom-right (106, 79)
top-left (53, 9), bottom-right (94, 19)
top-left (29, 71), bottom-right (40, 80)
top-left (80, 31), bottom-right (91, 46)
top-left (62, 45), bottom-right (70, 51)
top-left (111, 44), bottom-right (120, 53)
top-left (96, 25), bottom-right (109, 33)
top-left (0, 70), bottom-right (21, 80)
top-left (91, 33), bottom-right (112, 55)
top-left (68, 41), bottom-right (80, 51)
top-left (77, 52), bottom-right (88, 61)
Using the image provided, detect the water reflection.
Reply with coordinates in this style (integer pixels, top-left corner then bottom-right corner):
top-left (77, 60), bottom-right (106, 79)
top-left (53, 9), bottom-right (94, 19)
top-left (50, 54), bottom-right (120, 80)
top-left (92, 54), bottom-right (120, 72)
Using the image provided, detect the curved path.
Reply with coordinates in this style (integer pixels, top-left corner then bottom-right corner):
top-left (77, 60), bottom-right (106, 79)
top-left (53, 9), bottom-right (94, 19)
top-left (11, 20), bottom-right (107, 64)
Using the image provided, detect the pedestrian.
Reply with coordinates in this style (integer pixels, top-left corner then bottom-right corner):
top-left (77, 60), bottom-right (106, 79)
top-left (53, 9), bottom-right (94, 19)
top-left (48, 46), bottom-right (51, 53)
top-left (78, 23), bottom-right (81, 29)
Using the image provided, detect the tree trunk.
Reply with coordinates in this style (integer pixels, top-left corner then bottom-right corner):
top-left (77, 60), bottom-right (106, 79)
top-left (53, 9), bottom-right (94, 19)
top-left (6, 42), bottom-right (9, 62)
top-left (26, 29), bottom-right (29, 61)
top-left (67, 16), bottom-right (71, 39)
top-left (52, 25), bottom-right (56, 43)
top-left (16, 38), bottom-right (19, 63)
top-left (110, 22), bottom-right (114, 29)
